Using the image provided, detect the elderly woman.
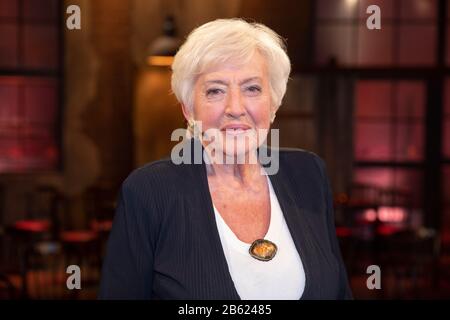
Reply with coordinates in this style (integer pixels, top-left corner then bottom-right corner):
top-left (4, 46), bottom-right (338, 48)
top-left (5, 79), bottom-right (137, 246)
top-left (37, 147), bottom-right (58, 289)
top-left (99, 18), bottom-right (352, 300)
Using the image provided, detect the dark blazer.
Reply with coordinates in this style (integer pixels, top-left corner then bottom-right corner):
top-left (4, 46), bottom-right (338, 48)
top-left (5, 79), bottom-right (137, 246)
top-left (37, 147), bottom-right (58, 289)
top-left (98, 139), bottom-right (353, 300)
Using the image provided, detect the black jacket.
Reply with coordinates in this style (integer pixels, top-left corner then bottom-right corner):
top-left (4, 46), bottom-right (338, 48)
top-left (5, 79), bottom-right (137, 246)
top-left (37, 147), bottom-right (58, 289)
top-left (99, 139), bottom-right (353, 299)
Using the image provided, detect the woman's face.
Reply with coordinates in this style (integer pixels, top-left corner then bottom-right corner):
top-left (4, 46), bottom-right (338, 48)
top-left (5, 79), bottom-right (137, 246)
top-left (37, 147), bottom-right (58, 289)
top-left (185, 51), bottom-right (273, 159)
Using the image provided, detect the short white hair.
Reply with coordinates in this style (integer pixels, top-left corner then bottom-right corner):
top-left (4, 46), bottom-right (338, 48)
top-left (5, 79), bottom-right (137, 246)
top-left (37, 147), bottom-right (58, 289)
top-left (171, 18), bottom-right (291, 113)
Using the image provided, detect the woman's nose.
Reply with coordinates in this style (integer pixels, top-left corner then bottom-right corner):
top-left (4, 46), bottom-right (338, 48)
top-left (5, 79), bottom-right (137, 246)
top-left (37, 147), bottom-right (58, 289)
top-left (225, 88), bottom-right (246, 118)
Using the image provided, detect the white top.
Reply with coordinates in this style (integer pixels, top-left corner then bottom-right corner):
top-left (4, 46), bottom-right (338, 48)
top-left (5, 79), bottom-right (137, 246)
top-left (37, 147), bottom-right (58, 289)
top-left (213, 175), bottom-right (306, 300)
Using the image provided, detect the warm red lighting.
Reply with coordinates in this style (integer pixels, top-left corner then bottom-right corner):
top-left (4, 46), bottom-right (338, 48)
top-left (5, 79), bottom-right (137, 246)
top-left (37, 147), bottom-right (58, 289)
top-left (61, 231), bottom-right (97, 243)
top-left (8, 146), bottom-right (24, 159)
top-left (362, 206), bottom-right (407, 223)
top-left (377, 225), bottom-right (402, 236)
top-left (336, 226), bottom-right (352, 238)
top-left (45, 145), bottom-right (58, 161)
top-left (363, 209), bottom-right (377, 222)
top-left (378, 206), bottom-right (407, 223)
top-left (14, 219), bottom-right (50, 233)
top-left (407, 146), bottom-right (418, 158)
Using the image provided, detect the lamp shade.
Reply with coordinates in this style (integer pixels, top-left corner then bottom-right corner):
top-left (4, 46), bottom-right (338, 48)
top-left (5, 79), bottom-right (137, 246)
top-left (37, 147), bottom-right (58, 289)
top-left (147, 16), bottom-right (181, 66)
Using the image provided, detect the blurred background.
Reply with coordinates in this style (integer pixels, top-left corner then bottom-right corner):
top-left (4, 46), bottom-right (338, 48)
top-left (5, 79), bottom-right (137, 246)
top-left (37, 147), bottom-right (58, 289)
top-left (0, 0), bottom-right (449, 299)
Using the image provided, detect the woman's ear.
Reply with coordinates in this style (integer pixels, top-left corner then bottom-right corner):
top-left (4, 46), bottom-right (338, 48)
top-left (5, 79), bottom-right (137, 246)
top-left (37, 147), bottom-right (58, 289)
top-left (181, 103), bottom-right (192, 122)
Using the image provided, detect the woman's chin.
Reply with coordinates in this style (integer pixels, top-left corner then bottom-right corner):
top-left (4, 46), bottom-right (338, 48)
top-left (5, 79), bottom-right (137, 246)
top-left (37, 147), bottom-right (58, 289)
top-left (220, 144), bottom-right (258, 164)
top-left (201, 130), bottom-right (263, 164)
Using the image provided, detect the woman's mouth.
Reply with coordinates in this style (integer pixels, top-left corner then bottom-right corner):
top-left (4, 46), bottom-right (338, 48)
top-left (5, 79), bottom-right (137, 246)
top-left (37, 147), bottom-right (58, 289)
top-left (220, 124), bottom-right (252, 135)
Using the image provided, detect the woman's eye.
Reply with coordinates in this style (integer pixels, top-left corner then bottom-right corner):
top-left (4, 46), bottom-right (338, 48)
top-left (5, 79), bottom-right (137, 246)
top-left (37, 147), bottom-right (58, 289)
top-left (245, 86), bottom-right (261, 94)
top-left (206, 88), bottom-right (224, 97)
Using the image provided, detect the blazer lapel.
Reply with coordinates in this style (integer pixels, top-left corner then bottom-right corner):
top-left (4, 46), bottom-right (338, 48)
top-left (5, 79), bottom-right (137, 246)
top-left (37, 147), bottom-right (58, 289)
top-left (268, 165), bottom-right (317, 299)
top-left (186, 138), bottom-right (241, 299)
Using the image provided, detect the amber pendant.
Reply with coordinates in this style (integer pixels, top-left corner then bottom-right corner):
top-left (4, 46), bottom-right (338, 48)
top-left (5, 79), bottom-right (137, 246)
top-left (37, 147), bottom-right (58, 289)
top-left (249, 239), bottom-right (278, 261)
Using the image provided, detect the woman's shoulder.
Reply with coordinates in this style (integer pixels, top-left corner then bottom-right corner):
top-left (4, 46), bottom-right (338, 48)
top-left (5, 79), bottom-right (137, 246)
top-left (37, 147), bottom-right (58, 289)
top-left (278, 147), bottom-right (326, 174)
top-left (122, 158), bottom-right (186, 192)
